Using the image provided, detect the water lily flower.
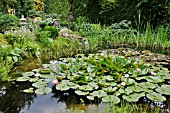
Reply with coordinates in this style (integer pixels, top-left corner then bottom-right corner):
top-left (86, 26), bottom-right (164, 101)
top-left (52, 79), bottom-right (58, 85)
top-left (151, 72), bottom-right (156, 76)
top-left (100, 53), bottom-right (105, 57)
top-left (136, 68), bottom-right (141, 72)
top-left (125, 74), bottom-right (129, 78)
top-left (35, 73), bottom-right (41, 77)
top-left (121, 82), bottom-right (126, 86)
top-left (50, 60), bottom-right (57, 65)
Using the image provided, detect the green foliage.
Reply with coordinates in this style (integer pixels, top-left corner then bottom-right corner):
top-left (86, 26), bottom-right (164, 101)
top-left (44, 26), bottom-right (59, 38)
top-left (44, 0), bottom-right (70, 20)
top-left (0, 14), bottom-right (19, 33)
top-left (35, 31), bottom-right (51, 46)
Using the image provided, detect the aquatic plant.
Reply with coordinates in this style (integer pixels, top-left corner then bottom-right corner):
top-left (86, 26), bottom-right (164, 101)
top-left (16, 50), bottom-right (170, 103)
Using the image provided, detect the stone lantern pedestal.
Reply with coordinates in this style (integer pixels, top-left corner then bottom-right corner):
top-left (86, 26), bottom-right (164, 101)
top-left (19, 15), bottom-right (27, 30)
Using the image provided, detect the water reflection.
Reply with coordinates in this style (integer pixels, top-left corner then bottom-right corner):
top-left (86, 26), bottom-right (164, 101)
top-left (0, 82), bottom-right (36, 113)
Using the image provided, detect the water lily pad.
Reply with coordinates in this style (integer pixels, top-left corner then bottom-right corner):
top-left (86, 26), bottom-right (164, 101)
top-left (122, 93), bottom-right (143, 102)
top-left (146, 76), bottom-right (164, 83)
top-left (22, 72), bottom-right (34, 77)
top-left (79, 85), bottom-right (93, 91)
top-left (32, 69), bottom-right (41, 73)
top-left (102, 95), bottom-right (120, 104)
top-left (156, 85), bottom-right (170, 95)
top-left (16, 77), bottom-right (30, 82)
top-left (146, 92), bottom-right (166, 102)
top-left (23, 87), bottom-right (34, 93)
top-left (88, 82), bottom-right (99, 90)
top-left (138, 82), bottom-right (157, 89)
top-left (103, 87), bottom-right (118, 93)
top-left (75, 90), bottom-right (89, 95)
top-left (91, 90), bottom-right (107, 98)
top-left (35, 87), bottom-right (52, 95)
top-left (32, 81), bottom-right (47, 88)
top-left (56, 83), bottom-right (70, 91)
top-left (87, 96), bottom-right (95, 100)
top-left (29, 78), bottom-right (39, 82)
top-left (39, 69), bottom-right (51, 74)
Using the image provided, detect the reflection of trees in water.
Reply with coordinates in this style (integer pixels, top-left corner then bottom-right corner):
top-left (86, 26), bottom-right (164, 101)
top-left (51, 89), bottom-right (92, 110)
top-left (0, 82), bottom-right (36, 113)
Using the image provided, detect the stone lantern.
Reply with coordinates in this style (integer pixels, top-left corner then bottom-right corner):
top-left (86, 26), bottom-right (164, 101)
top-left (19, 15), bottom-right (27, 30)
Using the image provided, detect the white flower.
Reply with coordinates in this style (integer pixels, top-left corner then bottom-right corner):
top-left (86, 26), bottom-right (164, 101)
top-left (35, 73), bottom-right (41, 77)
top-left (125, 74), bottom-right (129, 78)
top-left (52, 79), bottom-right (58, 85)
top-left (100, 53), bottom-right (105, 57)
top-left (151, 72), bottom-right (156, 76)
top-left (136, 68), bottom-right (141, 72)
top-left (121, 82), bottom-right (126, 86)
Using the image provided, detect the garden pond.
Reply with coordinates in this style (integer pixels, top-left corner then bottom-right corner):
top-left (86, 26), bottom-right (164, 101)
top-left (1, 48), bottom-right (170, 113)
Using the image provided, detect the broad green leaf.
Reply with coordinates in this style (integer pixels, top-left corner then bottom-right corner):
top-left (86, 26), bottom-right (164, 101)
top-left (35, 87), bottom-right (52, 95)
top-left (23, 87), bottom-right (34, 93)
top-left (102, 95), bottom-right (120, 104)
top-left (32, 81), bottom-right (47, 88)
top-left (75, 90), bottom-right (89, 95)
top-left (138, 82), bottom-right (157, 89)
top-left (79, 85), bottom-right (93, 91)
top-left (16, 77), bottom-right (30, 82)
top-left (123, 93), bottom-right (143, 102)
top-left (87, 96), bottom-right (95, 100)
top-left (91, 90), bottom-right (107, 98)
top-left (56, 83), bottom-right (70, 91)
top-left (22, 72), bottom-right (34, 77)
top-left (146, 92), bottom-right (166, 102)
top-left (156, 85), bottom-right (170, 95)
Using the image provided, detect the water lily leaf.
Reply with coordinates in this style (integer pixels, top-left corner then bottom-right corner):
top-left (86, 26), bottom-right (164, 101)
top-left (56, 83), bottom-right (70, 91)
top-left (22, 72), bottom-right (34, 77)
top-left (103, 87), bottom-right (118, 93)
top-left (87, 96), bottom-right (94, 100)
top-left (88, 82), bottom-right (99, 90)
top-left (125, 86), bottom-right (134, 95)
top-left (23, 87), bottom-right (34, 93)
top-left (104, 76), bottom-right (114, 82)
top-left (87, 66), bottom-right (95, 73)
top-left (32, 69), bottom-right (41, 73)
top-left (146, 76), bottom-right (164, 83)
top-left (79, 85), bottom-right (93, 91)
top-left (146, 92), bottom-right (166, 102)
top-left (29, 78), bottom-right (39, 82)
top-left (91, 90), bottom-right (107, 98)
top-left (121, 78), bottom-right (136, 85)
top-left (138, 82), bottom-right (157, 89)
top-left (122, 93), bottom-right (142, 102)
top-left (133, 85), bottom-right (145, 92)
top-left (32, 81), bottom-right (47, 88)
top-left (119, 88), bottom-right (125, 94)
top-left (75, 90), bottom-right (89, 95)
top-left (16, 77), bottom-right (30, 82)
top-left (102, 95), bottom-right (120, 104)
top-left (156, 85), bottom-right (170, 95)
top-left (39, 69), bottom-right (51, 74)
top-left (35, 87), bottom-right (52, 95)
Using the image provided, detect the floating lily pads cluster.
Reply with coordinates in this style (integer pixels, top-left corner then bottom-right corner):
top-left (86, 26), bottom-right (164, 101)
top-left (16, 49), bottom-right (170, 104)
top-left (16, 69), bottom-right (53, 94)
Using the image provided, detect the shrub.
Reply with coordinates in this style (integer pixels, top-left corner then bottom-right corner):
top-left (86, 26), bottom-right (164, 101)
top-left (44, 26), bottom-right (58, 39)
top-left (0, 14), bottom-right (19, 33)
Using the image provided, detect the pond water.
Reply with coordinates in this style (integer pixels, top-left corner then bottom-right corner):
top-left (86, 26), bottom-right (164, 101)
top-left (1, 48), bottom-right (170, 113)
